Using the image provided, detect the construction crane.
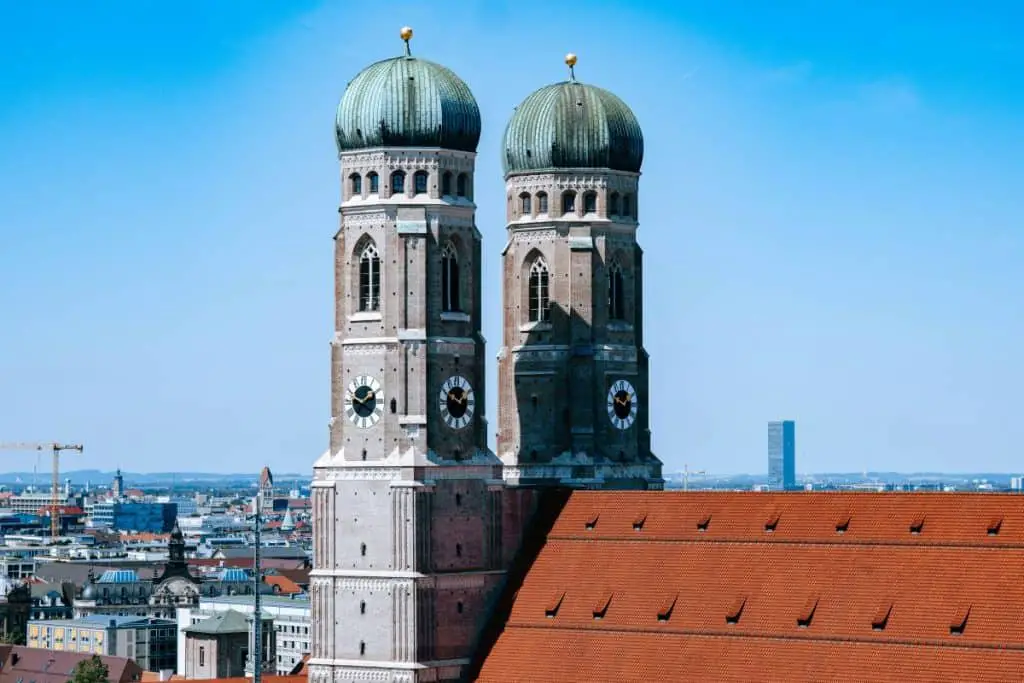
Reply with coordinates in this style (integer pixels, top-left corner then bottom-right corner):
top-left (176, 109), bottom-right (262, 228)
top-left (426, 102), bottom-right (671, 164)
top-left (683, 463), bottom-right (707, 492)
top-left (0, 442), bottom-right (83, 538)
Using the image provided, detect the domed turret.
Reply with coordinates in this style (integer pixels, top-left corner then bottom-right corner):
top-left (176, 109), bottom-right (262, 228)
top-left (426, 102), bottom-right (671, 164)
top-left (502, 54), bottom-right (643, 175)
top-left (335, 28), bottom-right (481, 154)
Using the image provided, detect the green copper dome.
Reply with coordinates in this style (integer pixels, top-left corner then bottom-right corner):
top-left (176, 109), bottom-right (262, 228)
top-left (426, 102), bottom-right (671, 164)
top-left (335, 55), bottom-right (481, 153)
top-left (502, 80), bottom-right (644, 175)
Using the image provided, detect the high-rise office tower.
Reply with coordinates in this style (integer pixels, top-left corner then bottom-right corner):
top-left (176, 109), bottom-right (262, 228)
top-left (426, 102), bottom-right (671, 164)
top-left (768, 420), bottom-right (796, 491)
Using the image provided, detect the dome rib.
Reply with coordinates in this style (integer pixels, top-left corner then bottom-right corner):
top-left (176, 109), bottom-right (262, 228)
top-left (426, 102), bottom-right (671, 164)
top-left (502, 81), bottom-right (643, 175)
top-left (336, 56), bottom-right (481, 153)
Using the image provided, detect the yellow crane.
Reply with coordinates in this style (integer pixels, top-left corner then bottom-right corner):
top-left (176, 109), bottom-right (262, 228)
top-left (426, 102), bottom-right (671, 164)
top-left (0, 442), bottom-right (84, 538)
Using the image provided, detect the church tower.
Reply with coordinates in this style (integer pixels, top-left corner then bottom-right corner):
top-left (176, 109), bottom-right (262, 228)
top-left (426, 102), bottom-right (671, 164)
top-left (496, 55), bottom-right (663, 489)
top-left (310, 29), bottom-right (506, 683)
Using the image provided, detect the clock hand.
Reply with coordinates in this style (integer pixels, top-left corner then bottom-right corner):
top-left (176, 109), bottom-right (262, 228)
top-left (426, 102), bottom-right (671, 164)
top-left (365, 391), bottom-right (375, 401)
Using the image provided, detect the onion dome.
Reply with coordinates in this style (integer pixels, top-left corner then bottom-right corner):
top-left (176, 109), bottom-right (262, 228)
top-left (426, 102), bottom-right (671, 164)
top-left (335, 27), bottom-right (482, 153)
top-left (502, 53), bottom-right (643, 175)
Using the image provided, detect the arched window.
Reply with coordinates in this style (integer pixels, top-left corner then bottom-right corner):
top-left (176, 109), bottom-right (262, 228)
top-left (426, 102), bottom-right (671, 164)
top-left (561, 190), bottom-right (576, 215)
top-left (528, 259), bottom-right (550, 323)
top-left (609, 192), bottom-right (620, 216)
top-left (441, 242), bottom-right (461, 312)
top-left (413, 170), bottom-right (429, 195)
top-left (536, 192), bottom-right (548, 214)
top-left (456, 173), bottom-right (468, 198)
top-left (441, 171), bottom-right (452, 196)
top-left (367, 172), bottom-right (379, 194)
top-left (519, 192), bottom-right (531, 216)
top-left (583, 191), bottom-right (597, 214)
top-left (622, 194), bottom-right (632, 218)
top-left (349, 173), bottom-right (362, 196)
top-left (608, 262), bottom-right (625, 320)
top-left (358, 242), bottom-right (381, 312)
top-left (390, 171), bottom-right (405, 195)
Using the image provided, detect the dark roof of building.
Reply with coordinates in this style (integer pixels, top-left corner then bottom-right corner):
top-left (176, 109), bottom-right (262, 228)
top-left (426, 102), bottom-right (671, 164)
top-left (502, 79), bottom-right (643, 175)
top-left (335, 54), bottom-right (481, 154)
top-left (184, 609), bottom-right (253, 635)
top-left (474, 490), bottom-right (1024, 682)
top-left (35, 561), bottom-right (161, 586)
top-left (0, 645), bottom-right (143, 683)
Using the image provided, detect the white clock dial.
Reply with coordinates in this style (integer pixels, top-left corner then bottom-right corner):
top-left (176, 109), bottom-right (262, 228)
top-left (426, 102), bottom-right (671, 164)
top-left (606, 378), bottom-right (638, 430)
top-left (345, 375), bottom-right (383, 429)
top-left (439, 375), bottom-right (475, 430)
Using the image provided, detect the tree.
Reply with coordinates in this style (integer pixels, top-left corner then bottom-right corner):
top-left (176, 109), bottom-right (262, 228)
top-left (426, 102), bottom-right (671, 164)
top-left (68, 654), bottom-right (108, 683)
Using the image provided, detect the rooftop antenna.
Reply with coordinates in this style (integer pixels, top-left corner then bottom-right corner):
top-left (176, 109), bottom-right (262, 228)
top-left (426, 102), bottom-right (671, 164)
top-left (565, 52), bottom-right (578, 82)
top-left (400, 26), bottom-right (413, 57)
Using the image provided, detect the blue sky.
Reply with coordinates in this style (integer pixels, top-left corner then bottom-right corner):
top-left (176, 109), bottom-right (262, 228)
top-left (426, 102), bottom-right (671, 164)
top-left (1, 1), bottom-right (1021, 475)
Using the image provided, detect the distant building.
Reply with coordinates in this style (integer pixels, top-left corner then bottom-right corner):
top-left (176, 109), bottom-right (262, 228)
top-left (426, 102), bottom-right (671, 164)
top-left (768, 420), bottom-right (796, 491)
top-left (181, 609), bottom-right (275, 679)
top-left (176, 595), bottom-right (310, 675)
top-left (6, 491), bottom-right (72, 516)
top-left (258, 467), bottom-right (274, 514)
top-left (0, 576), bottom-right (31, 644)
top-left (73, 525), bottom-right (272, 621)
top-left (90, 502), bottom-right (177, 533)
top-left (27, 614), bottom-right (176, 672)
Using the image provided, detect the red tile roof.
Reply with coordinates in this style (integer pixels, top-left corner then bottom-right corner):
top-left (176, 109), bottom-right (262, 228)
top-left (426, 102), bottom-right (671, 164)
top-left (475, 491), bottom-right (1024, 682)
top-left (0, 646), bottom-right (143, 683)
top-left (264, 574), bottom-right (303, 595)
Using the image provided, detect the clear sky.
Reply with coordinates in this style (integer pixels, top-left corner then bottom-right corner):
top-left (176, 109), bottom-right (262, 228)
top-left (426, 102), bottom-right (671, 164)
top-left (1, 1), bottom-right (1021, 475)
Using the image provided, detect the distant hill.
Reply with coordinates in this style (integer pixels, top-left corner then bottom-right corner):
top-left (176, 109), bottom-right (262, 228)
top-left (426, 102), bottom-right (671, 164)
top-left (0, 469), bottom-right (310, 486)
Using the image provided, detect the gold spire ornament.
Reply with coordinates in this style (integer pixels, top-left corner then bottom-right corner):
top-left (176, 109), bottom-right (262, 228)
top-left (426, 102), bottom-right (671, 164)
top-left (400, 26), bottom-right (413, 56)
top-left (565, 52), bottom-right (578, 81)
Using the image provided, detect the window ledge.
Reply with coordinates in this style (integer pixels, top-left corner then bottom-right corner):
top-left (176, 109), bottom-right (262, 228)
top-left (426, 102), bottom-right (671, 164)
top-left (519, 321), bottom-right (552, 333)
top-left (350, 312), bottom-right (382, 323)
top-left (440, 311), bottom-right (471, 323)
top-left (607, 321), bottom-right (634, 332)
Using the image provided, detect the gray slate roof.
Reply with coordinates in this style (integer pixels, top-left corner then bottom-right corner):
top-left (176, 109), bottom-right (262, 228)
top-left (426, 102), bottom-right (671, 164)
top-left (185, 609), bottom-right (271, 635)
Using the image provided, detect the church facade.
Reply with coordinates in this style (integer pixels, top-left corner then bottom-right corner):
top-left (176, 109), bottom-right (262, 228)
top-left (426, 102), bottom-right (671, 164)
top-left (309, 27), bottom-right (661, 683)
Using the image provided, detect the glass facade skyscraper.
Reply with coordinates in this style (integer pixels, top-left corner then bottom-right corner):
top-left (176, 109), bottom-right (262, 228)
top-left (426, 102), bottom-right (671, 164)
top-left (768, 420), bottom-right (796, 491)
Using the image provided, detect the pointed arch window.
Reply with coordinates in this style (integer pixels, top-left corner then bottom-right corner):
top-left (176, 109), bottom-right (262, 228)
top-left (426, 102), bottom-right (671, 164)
top-left (528, 259), bottom-right (550, 323)
top-left (583, 191), bottom-right (597, 214)
top-left (349, 173), bottom-right (362, 196)
top-left (390, 171), bottom-right (405, 195)
top-left (622, 194), bottom-right (633, 218)
top-left (441, 242), bottom-right (461, 312)
top-left (367, 172), bottom-right (379, 194)
top-left (413, 170), bottom-right (429, 195)
top-left (456, 173), bottom-right (468, 198)
top-left (358, 243), bottom-right (381, 312)
top-left (608, 262), bottom-right (625, 321)
top-left (441, 172), bottom-right (452, 196)
top-left (536, 192), bottom-right (548, 214)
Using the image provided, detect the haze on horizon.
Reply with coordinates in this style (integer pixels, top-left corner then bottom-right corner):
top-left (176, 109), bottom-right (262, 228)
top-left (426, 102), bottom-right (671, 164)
top-left (1, 1), bottom-right (1021, 475)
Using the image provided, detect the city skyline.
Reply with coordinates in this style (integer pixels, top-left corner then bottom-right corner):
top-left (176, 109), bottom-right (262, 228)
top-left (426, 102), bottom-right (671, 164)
top-left (2, 1), bottom-right (1022, 474)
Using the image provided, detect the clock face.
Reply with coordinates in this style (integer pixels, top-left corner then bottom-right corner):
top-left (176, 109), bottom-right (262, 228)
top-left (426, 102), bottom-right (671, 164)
top-left (346, 375), bottom-right (383, 429)
top-left (607, 379), bottom-right (638, 430)
top-left (439, 375), bottom-right (475, 430)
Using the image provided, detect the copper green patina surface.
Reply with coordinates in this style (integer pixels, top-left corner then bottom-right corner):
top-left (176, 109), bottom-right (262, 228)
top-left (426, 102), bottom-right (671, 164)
top-left (336, 56), bottom-right (482, 153)
top-left (502, 81), bottom-right (644, 175)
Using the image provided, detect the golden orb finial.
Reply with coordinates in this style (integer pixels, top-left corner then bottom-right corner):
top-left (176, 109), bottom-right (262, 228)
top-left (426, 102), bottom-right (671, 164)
top-left (400, 26), bottom-right (413, 55)
top-left (565, 52), bottom-right (578, 81)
